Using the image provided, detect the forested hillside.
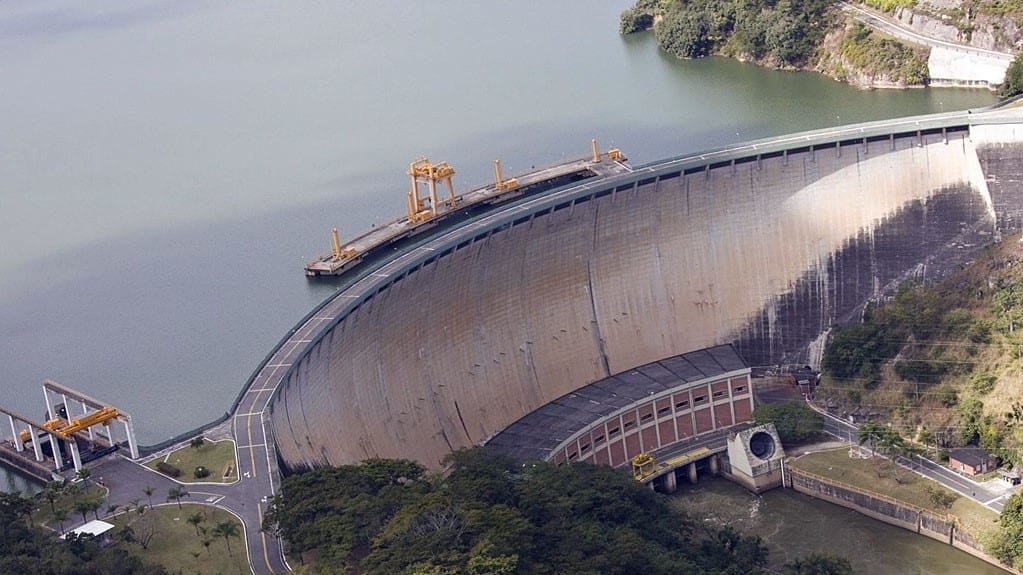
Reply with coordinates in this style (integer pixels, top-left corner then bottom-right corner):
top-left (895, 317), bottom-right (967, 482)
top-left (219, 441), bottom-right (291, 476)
top-left (621, 0), bottom-right (834, 67)
top-left (819, 234), bottom-right (1023, 465)
top-left (620, 0), bottom-right (1023, 88)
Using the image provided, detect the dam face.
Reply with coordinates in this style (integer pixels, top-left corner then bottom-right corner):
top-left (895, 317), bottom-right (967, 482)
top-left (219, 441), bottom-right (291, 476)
top-left (270, 116), bottom-right (1023, 473)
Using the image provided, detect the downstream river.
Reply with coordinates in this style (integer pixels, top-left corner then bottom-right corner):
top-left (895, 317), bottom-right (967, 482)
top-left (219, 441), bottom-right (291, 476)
top-left (679, 478), bottom-right (1006, 574)
top-left (0, 1), bottom-right (1003, 568)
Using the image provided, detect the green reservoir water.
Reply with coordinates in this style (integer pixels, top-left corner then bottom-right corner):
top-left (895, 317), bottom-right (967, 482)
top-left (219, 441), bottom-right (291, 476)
top-left (0, 2), bottom-right (1005, 569)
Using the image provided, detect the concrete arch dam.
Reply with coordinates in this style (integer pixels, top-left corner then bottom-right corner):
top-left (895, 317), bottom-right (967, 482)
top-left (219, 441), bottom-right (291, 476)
top-left (269, 110), bottom-right (1023, 473)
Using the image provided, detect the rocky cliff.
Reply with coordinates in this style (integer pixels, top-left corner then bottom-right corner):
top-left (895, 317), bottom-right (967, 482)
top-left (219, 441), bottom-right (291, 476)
top-left (893, 0), bottom-right (1023, 52)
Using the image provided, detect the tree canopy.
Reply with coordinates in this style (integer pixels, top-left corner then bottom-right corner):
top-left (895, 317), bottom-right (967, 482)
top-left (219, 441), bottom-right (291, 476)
top-left (265, 449), bottom-right (780, 574)
top-left (1000, 53), bottom-right (1023, 99)
top-left (626, 0), bottom-right (835, 67)
top-left (0, 491), bottom-right (165, 575)
top-left (752, 401), bottom-right (824, 444)
top-left (990, 492), bottom-right (1023, 569)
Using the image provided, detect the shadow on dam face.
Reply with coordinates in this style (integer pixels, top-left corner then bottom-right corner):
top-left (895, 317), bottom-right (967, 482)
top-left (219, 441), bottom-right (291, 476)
top-left (270, 125), bottom-right (1021, 474)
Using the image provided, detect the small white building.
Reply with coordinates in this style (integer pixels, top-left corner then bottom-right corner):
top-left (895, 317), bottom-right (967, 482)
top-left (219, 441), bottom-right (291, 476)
top-left (62, 519), bottom-right (115, 544)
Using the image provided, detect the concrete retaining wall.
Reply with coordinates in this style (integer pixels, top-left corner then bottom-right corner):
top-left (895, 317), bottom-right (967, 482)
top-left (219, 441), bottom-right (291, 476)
top-left (928, 47), bottom-right (1008, 87)
top-left (787, 466), bottom-right (1017, 573)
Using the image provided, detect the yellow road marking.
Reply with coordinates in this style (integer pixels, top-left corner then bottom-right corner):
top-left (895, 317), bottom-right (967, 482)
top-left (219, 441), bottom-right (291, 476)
top-left (259, 505), bottom-right (274, 574)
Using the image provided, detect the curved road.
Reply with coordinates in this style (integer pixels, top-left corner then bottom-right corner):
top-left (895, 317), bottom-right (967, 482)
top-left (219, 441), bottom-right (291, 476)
top-left (814, 403), bottom-right (1014, 513)
top-left (839, 1), bottom-right (1013, 62)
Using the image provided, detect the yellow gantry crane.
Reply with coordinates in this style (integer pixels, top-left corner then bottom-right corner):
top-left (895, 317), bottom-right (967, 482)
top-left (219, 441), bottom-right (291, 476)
top-left (407, 157), bottom-right (456, 222)
top-left (310, 141), bottom-right (628, 276)
top-left (20, 406), bottom-right (121, 442)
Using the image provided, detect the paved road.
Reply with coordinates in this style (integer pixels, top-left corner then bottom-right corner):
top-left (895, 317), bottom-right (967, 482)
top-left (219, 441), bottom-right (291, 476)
top-left (812, 402), bottom-right (1014, 512)
top-left (839, 2), bottom-right (1013, 62)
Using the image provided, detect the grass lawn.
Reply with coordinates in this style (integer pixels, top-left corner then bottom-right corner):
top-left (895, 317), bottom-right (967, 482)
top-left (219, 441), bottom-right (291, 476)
top-left (146, 438), bottom-right (237, 483)
top-left (110, 503), bottom-right (249, 575)
top-left (789, 448), bottom-right (999, 540)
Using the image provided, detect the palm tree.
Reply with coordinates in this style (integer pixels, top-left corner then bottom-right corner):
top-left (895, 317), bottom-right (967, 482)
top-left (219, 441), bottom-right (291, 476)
top-left (187, 511), bottom-right (205, 536)
top-left (876, 428), bottom-right (903, 457)
top-left (876, 428), bottom-right (908, 482)
top-left (857, 421), bottom-right (885, 457)
top-left (74, 500), bottom-right (91, 524)
top-left (106, 504), bottom-right (119, 519)
top-left (63, 482), bottom-right (80, 502)
top-left (75, 467), bottom-right (91, 484)
top-left (52, 508), bottom-right (68, 535)
top-left (143, 485), bottom-right (155, 508)
top-left (167, 486), bottom-right (189, 509)
top-left (43, 481), bottom-right (62, 513)
top-left (212, 520), bottom-right (241, 556)
top-left (190, 435), bottom-right (205, 449)
top-left (87, 498), bottom-right (102, 521)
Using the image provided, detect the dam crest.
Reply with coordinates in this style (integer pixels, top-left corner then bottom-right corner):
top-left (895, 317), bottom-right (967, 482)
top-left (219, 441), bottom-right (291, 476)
top-left (269, 108), bottom-right (1023, 473)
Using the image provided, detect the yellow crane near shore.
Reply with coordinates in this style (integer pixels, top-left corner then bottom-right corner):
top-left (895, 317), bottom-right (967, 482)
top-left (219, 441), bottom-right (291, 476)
top-left (19, 406), bottom-right (121, 442)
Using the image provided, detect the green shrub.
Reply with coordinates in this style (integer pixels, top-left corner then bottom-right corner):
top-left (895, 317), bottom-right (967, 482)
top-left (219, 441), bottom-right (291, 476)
top-left (862, 0), bottom-right (916, 12)
top-left (823, 322), bottom-right (902, 382)
top-left (194, 466), bottom-right (211, 479)
top-left (968, 372), bottom-right (998, 395)
top-left (925, 483), bottom-right (959, 509)
top-left (846, 389), bottom-right (862, 405)
top-left (839, 23), bottom-right (928, 86)
top-left (752, 401), bottom-right (824, 444)
top-left (620, 7), bottom-right (655, 34)
top-left (156, 461), bottom-right (181, 478)
top-left (938, 386), bottom-right (959, 407)
top-left (999, 52), bottom-right (1023, 99)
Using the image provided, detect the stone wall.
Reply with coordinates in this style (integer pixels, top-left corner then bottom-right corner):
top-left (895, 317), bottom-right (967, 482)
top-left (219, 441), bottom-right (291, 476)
top-left (786, 465), bottom-right (1017, 573)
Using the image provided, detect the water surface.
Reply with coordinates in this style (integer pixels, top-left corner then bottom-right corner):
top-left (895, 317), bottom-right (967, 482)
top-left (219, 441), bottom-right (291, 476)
top-left (677, 478), bottom-right (1006, 574)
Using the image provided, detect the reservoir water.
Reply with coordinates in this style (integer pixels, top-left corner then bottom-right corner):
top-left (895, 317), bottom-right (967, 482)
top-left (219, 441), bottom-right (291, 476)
top-left (0, 1), bottom-right (1005, 569)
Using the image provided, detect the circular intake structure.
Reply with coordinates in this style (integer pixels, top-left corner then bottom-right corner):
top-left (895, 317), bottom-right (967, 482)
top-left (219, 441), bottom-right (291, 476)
top-left (748, 431), bottom-right (777, 461)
